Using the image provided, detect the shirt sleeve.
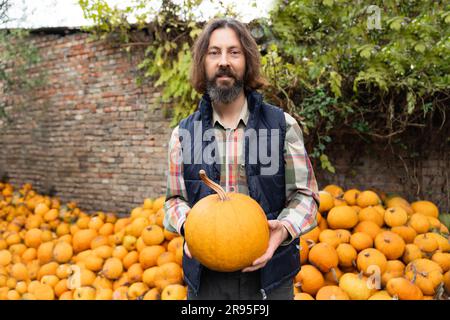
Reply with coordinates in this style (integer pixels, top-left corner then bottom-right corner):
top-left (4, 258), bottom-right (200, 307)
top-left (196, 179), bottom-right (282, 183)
top-left (162, 126), bottom-right (191, 235)
top-left (278, 112), bottom-right (320, 245)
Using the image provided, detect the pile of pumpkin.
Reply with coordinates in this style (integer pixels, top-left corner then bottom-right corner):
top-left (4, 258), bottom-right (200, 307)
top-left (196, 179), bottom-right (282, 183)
top-left (294, 186), bottom-right (450, 300)
top-left (0, 182), bottom-right (186, 300)
top-left (1, 181), bottom-right (449, 300)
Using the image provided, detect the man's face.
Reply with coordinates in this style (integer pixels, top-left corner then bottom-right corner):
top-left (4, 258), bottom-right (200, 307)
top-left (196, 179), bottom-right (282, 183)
top-left (204, 27), bottom-right (246, 104)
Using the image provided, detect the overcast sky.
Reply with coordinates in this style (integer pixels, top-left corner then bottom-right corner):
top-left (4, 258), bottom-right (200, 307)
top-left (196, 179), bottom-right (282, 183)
top-left (3, 0), bottom-right (275, 29)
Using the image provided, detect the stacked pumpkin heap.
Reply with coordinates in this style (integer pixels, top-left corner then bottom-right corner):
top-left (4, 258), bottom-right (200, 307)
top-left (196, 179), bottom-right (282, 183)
top-left (294, 186), bottom-right (450, 300)
top-left (0, 182), bottom-right (186, 300)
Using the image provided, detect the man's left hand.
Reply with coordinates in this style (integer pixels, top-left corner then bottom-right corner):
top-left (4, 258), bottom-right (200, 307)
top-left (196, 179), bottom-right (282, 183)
top-left (242, 220), bottom-right (289, 272)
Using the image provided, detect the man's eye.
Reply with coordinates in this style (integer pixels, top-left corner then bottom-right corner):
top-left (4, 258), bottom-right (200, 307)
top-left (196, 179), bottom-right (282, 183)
top-left (209, 51), bottom-right (219, 55)
top-left (231, 51), bottom-right (241, 55)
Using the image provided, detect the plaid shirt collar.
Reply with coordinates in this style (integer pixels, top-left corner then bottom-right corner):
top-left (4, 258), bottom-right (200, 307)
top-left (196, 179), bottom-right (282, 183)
top-left (211, 99), bottom-right (249, 129)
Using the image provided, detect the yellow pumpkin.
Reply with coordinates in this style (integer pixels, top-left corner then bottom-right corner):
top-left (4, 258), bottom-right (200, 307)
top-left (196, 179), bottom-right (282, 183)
top-left (390, 226), bottom-right (417, 244)
top-left (405, 259), bottom-right (443, 295)
top-left (127, 282), bottom-right (149, 300)
top-left (358, 207), bottom-right (383, 227)
top-left (431, 252), bottom-right (450, 272)
top-left (52, 241), bottom-right (73, 263)
top-left (294, 264), bottom-right (324, 296)
top-left (386, 277), bottom-right (423, 300)
top-left (308, 242), bottom-right (339, 273)
top-left (408, 213), bottom-right (430, 234)
top-left (356, 191), bottom-right (381, 208)
top-left (318, 191), bottom-right (334, 213)
top-left (385, 196), bottom-right (414, 216)
top-left (350, 232), bottom-right (373, 252)
top-left (318, 229), bottom-right (341, 248)
top-left (381, 260), bottom-right (405, 287)
top-left (357, 248), bottom-right (387, 275)
top-left (342, 189), bottom-right (361, 206)
top-left (323, 185), bottom-right (344, 198)
top-left (414, 233), bottom-right (439, 253)
top-left (143, 287), bottom-right (161, 300)
top-left (374, 231), bottom-right (405, 260)
top-left (101, 257), bottom-right (123, 280)
top-left (353, 221), bottom-right (381, 240)
top-left (315, 285), bottom-right (350, 300)
top-left (444, 271), bottom-right (450, 295)
top-left (294, 292), bottom-right (314, 300)
top-left (339, 273), bottom-right (374, 300)
top-left (336, 243), bottom-right (357, 268)
top-left (384, 207), bottom-right (408, 227)
top-left (184, 170), bottom-right (269, 272)
top-left (411, 200), bottom-right (439, 218)
top-left (73, 229), bottom-right (98, 253)
top-left (161, 284), bottom-right (187, 300)
top-left (326, 206), bottom-right (359, 230)
top-left (402, 244), bottom-right (423, 265)
top-left (141, 225), bottom-right (165, 246)
top-left (368, 290), bottom-right (393, 300)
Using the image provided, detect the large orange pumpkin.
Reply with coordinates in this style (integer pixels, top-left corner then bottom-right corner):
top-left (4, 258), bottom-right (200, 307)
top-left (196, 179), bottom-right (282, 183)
top-left (184, 170), bottom-right (269, 272)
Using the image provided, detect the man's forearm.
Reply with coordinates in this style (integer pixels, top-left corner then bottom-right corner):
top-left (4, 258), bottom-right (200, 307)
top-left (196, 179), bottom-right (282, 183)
top-left (163, 197), bottom-right (191, 236)
top-left (277, 189), bottom-right (319, 245)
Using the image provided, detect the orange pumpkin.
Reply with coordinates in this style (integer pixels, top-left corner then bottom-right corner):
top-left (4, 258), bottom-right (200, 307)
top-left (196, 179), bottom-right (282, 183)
top-left (358, 207), bottom-right (383, 227)
top-left (381, 260), bottom-right (405, 287)
top-left (342, 189), bottom-right (361, 206)
top-left (384, 207), bottom-right (408, 227)
top-left (161, 284), bottom-right (187, 300)
top-left (411, 201), bottom-right (439, 218)
top-left (326, 206), bottom-right (358, 230)
top-left (408, 213), bottom-right (430, 234)
top-left (353, 221), bottom-right (381, 240)
top-left (386, 277), bottom-right (423, 300)
top-left (315, 285), bottom-right (350, 300)
top-left (405, 259), bottom-right (443, 295)
top-left (294, 264), bottom-right (324, 296)
top-left (318, 191), bottom-right (334, 213)
top-left (390, 226), bottom-right (417, 244)
top-left (336, 243), bottom-right (357, 268)
top-left (402, 244), bottom-right (423, 265)
top-left (356, 191), bottom-right (381, 208)
top-left (184, 170), bottom-right (269, 272)
top-left (308, 242), bottom-right (339, 273)
top-left (356, 248), bottom-right (387, 275)
top-left (154, 262), bottom-right (183, 291)
top-left (374, 231), bottom-right (405, 260)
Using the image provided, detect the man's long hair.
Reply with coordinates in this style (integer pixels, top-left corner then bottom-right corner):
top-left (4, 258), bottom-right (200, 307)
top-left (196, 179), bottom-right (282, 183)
top-left (190, 18), bottom-right (268, 94)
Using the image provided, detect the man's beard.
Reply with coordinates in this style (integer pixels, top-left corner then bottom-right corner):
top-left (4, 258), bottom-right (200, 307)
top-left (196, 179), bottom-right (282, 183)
top-left (206, 68), bottom-right (244, 105)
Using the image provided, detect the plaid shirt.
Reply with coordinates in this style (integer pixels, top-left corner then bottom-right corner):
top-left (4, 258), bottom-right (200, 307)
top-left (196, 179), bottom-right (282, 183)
top-left (163, 99), bottom-right (320, 245)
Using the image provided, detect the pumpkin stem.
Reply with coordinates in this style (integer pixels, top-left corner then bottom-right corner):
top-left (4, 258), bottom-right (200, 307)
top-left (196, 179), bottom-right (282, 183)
top-left (306, 239), bottom-right (316, 249)
top-left (331, 268), bottom-right (339, 285)
top-left (411, 264), bottom-right (417, 284)
top-left (199, 170), bottom-right (228, 201)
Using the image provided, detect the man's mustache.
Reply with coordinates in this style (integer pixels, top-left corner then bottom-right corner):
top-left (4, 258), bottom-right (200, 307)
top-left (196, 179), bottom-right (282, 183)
top-left (214, 68), bottom-right (236, 80)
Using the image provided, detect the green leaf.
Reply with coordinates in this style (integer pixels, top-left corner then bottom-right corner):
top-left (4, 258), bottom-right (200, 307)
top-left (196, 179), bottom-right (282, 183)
top-left (329, 71), bottom-right (342, 98)
top-left (406, 92), bottom-right (416, 115)
top-left (414, 43), bottom-right (426, 53)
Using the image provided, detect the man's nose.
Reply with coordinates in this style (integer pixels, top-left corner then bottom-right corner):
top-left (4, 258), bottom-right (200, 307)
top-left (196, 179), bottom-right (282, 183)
top-left (218, 52), bottom-right (230, 67)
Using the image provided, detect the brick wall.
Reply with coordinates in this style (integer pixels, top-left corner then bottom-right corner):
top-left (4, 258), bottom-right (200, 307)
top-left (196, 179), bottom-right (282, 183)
top-left (1, 29), bottom-right (448, 215)
top-left (0, 30), bottom-right (173, 215)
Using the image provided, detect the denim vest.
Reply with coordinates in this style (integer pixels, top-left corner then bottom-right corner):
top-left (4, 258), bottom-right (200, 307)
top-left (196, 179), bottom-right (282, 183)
top-left (179, 90), bottom-right (300, 298)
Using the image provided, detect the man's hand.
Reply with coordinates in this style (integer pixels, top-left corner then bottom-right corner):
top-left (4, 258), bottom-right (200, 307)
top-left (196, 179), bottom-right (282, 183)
top-left (242, 220), bottom-right (289, 273)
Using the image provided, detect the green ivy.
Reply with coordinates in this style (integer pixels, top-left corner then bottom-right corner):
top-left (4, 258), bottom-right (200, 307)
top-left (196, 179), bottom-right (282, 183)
top-left (0, 29), bottom-right (46, 123)
top-left (78, 0), bottom-right (450, 173)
